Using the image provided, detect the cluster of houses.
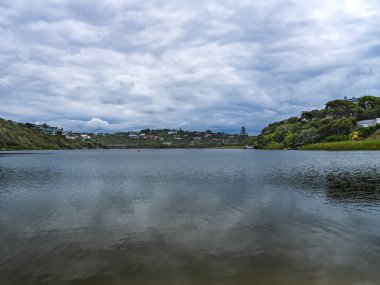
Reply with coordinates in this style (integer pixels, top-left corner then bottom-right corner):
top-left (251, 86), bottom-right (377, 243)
top-left (25, 123), bottom-right (93, 141)
top-left (64, 133), bottom-right (92, 140)
top-left (26, 123), bottom-right (63, 136)
top-left (113, 129), bottom-right (242, 145)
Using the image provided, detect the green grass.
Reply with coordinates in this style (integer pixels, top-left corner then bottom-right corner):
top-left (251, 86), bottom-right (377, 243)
top-left (299, 140), bottom-right (380, 150)
top-left (209, 145), bottom-right (243, 149)
top-left (265, 142), bottom-right (284, 150)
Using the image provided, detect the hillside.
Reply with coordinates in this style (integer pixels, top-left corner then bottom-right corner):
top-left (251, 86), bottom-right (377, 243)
top-left (0, 119), bottom-right (84, 150)
top-left (94, 129), bottom-right (244, 148)
top-left (0, 118), bottom-right (246, 150)
top-left (251, 95), bottom-right (380, 150)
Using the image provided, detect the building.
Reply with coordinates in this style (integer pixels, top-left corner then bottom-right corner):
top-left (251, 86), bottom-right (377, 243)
top-left (64, 132), bottom-right (79, 140)
top-left (128, 134), bottom-right (139, 139)
top-left (357, 118), bottom-right (380, 128)
top-left (344, 96), bottom-right (360, 103)
top-left (191, 136), bottom-right (201, 141)
top-left (80, 134), bottom-right (91, 140)
top-left (30, 123), bottom-right (62, 135)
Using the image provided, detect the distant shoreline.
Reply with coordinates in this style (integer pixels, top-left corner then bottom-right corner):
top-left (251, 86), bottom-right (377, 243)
top-left (0, 146), bottom-right (245, 151)
top-left (2, 144), bottom-right (380, 152)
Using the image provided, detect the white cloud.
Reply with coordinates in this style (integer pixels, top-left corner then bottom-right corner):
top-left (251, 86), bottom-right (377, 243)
top-left (44, 118), bottom-right (110, 132)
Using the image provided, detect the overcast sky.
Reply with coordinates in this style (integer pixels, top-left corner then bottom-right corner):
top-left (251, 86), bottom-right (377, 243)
top-left (1, 0), bottom-right (380, 133)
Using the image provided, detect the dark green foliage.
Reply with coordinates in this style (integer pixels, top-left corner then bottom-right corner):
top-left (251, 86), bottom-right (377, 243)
top-left (356, 124), bottom-right (380, 139)
top-left (322, 134), bottom-right (349, 142)
top-left (331, 118), bottom-right (355, 135)
top-left (325, 100), bottom-right (362, 118)
top-left (256, 95), bottom-right (380, 149)
top-left (273, 125), bottom-right (288, 143)
top-left (357, 95), bottom-right (380, 109)
top-left (140, 128), bottom-right (151, 134)
top-left (293, 127), bottom-right (320, 146)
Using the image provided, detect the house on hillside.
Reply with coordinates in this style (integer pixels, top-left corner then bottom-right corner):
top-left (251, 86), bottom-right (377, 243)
top-left (64, 132), bottom-right (79, 140)
top-left (191, 136), bottom-right (201, 142)
top-left (80, 134), bottom-right (91, 140)
top-left (128, 134), bottom-right (139, 139)
top-left (30, 123), bottom-right (62, 135)
top-left (344, 96), bottom-right (360, 103)
top-left (357, 118), bottom-right (380, 128)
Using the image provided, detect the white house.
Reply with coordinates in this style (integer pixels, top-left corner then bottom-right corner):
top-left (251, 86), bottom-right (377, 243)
top-left (80, 134), bottom-right (91, 140)
top-left (128, 134), bottom-right (139, 139)
top-left (357, 118), bottom-right (380, 128)
top-left (65, 133), bottom-right (78, 140)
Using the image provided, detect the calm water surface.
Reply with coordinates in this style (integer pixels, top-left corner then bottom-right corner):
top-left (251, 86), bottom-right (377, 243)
top-left (1, 149), bottom-right (380, 285)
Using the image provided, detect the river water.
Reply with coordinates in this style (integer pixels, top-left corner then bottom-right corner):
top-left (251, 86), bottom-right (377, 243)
top-left (0, 149), bottom-right (380, 285)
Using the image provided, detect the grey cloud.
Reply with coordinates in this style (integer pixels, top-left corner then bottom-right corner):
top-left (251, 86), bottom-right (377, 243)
top-left (1, 0), bottom-right (380, 133)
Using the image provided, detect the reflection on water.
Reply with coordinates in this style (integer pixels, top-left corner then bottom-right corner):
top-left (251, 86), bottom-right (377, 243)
top-left (0, 150), bottom-right (380, 285)
top-left (326, 170), bottom-right (380, 203)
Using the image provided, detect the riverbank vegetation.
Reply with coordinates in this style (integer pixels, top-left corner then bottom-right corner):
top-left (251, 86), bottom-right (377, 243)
top-left (250, 95), bottom-right (380, 150)
top-left (299, 140), bottom-right (380, 150)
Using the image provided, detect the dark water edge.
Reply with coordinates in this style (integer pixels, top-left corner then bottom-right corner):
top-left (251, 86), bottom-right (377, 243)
top-left (1, 149), bottom-right (380, 285)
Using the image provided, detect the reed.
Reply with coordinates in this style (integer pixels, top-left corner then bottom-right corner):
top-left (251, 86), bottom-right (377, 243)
top-left (299, 140), bottom-right (380, 150)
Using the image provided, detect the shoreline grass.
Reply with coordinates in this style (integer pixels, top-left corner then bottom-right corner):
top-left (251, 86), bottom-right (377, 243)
top-left (208, 145), bottom-right (243, 149)
top-left (299, 140), bottom-right (380, 150)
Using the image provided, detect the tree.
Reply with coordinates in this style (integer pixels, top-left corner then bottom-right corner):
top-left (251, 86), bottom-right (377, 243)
top-left (286, 117), bottom-right (299, 124)
top-left (331, 118), bottom-right (355, 135)
top-left (293, 127), bottom-right (320, 146)
top-left (325, 100), bottom-right (362, 118)
top-left (357, 95), bottom-right (380, 110)
top-left (273, 125), bottom-right (287, 143)
top-left (301, 111), bottom-right (313, 121)
top-left (240, 126), bottom-right (248, 136)
top-left (140, 128), bottom-right (151, 134)
top-left (284, 132), bottom-right (295, 148)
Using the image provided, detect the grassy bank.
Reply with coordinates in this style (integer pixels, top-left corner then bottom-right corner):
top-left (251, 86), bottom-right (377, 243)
top-left (209, 145), bottom-right (243, 149)
top-left (299, 140), bottom-right (380, 150)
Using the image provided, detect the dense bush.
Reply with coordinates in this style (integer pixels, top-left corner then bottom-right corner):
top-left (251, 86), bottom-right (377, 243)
top-left (256, 96), bottom-right (380, 149)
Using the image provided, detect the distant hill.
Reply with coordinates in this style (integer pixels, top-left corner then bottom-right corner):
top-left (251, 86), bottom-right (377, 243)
top-left (0, 118), bottom-right (84, 150)
top-left (0, 118), bottom-right (246, 150)
top-left (250, 95), bottom-right (380, 150)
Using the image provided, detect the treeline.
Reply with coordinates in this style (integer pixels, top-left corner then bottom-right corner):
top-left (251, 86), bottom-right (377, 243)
top-left (0, 119), bottom-right (85, 150)
top-left (249, 95), bottom-right (380, 149)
